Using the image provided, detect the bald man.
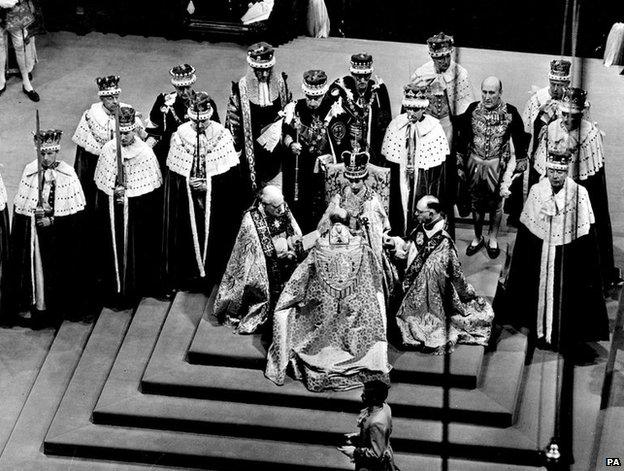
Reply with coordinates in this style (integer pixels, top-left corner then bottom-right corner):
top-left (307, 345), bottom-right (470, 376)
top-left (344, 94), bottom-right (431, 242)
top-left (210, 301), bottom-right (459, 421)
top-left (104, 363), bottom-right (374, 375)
top-left (455, 76), bottom-right (529, 259)
top-left (388, 195), bottom-right (494, 353)
top-left (214, 185), bottom-right (304, 334)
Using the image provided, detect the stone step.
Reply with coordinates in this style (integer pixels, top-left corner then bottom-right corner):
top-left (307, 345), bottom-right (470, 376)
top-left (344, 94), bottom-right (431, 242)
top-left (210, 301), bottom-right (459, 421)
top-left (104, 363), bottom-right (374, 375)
top-left (40, 295), bottom-right (533, 470)
top-left (91, 294), bottom-right (538, 465)
top-left (144, 292), bottom-right (527, 427)
top-left (187, 316), bottom-right (485, 389)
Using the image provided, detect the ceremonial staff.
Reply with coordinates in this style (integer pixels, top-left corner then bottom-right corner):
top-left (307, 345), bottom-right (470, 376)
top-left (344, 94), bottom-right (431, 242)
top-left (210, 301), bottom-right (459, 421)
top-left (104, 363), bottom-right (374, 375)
top-left (113, 105), bottom-right (125, 189)
top-left (293, 118), bottom-right (300, 203)
top-left (35, 110), bottom-right (44, 211)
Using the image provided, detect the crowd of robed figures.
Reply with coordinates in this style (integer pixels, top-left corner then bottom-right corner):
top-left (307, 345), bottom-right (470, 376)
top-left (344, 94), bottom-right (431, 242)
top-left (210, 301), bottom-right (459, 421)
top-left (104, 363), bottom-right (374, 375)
top-left (0, 32), bottom-right (617, 396)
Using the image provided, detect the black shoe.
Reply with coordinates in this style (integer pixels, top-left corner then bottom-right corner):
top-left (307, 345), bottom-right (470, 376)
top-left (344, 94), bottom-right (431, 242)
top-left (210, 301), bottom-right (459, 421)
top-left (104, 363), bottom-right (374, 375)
top-left (466, 237), bottom-right (484, 256)
top-left (0, 84), bottom-right (5, 97)
top-left (486, 241), bottom-right (500, 259)
top-left (22, 86), bottom-right (40, 102)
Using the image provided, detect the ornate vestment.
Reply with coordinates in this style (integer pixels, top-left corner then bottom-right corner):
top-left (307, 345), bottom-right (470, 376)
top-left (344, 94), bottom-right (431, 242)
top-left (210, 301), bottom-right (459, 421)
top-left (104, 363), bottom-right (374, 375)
top-left (94, 137), bottom-right (163, 297)
top-left (412, 60), bottom-right (474, 118)
top-left (163, 121), bottom-right (238, 284)
top-left (281, 98), bottom-right (333, 233)
top-left (225, 70), bottom-right (290, 203)
top-left (265, 232), bottom-right (390, 392)
top-left (214, 204), bottom-right (302, 334)
top-left (395, 220), bottom-right (494, 350)
top-left (382, 114), bottom-right (450, 234)
top-left (327, 76), bottom-right (392, 164)
top-left (4, 160), bottom-right (86, 319)
top-left (456, 101), bottom-right (528, 212)
top-left (495, 178), bottom-right (608, 347)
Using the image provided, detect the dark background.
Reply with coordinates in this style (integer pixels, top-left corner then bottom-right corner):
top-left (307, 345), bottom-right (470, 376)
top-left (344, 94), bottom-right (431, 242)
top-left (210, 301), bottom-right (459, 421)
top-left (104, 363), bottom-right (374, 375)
top-left (38, 0), bottom-right (624, 58)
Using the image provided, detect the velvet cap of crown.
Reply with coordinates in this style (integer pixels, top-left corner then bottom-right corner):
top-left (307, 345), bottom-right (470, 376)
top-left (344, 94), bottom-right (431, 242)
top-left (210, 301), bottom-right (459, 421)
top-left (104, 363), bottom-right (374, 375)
top-left (402, 80), bottom-right (429, 109)
top-left (342, 150), bottom-right (370, 180)
top-left (34, 129), bottom-right (63, 151)
top-left (350, 53), bottom-right (374, 75)
top-left (118, 106), bottom-right (137, 132)
top-left (302, 69), bottom-right (328, 97)
top-left (559, 87), bottom-right (587, 114)
top-left (427, 32), bottom-right (454, 58)
top-left (96, 75), bottom-right (121, 97)
top-left (548, 59), bottom-right (571, 82)
top-left (187, 91), bottom-right (213, 121)
top-left (545, 148), bottom-right (572, 171)
top-left (170, 63), bottom-right (197, 87)
top-left (247, 42), bottom-right (276, 69)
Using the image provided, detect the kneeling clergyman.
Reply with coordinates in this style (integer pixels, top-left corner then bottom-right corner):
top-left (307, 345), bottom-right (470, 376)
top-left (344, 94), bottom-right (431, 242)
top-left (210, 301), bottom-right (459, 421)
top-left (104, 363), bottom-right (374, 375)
top-left (94, 106), bottom-right (163, 304)
top-left (162, 91), bottom-right (238, 292)
top-left (214, 185), bottom-right (303, 334)
top-left (3, 130), bottom-right (87, 328)
top-left (265, 209), bottom-right (390, 392)
top-left (389, 196), bottom-right (494, 354)
top-left (494, 150), bottom-right (609, 351)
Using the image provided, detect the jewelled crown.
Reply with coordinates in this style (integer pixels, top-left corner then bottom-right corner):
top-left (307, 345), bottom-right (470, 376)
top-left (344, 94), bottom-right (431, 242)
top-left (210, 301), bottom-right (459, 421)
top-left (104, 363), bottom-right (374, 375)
top-left (559, 87), bottom-right (587, 114)
top-left (342, 150), bottom-right (370, 180)
top-left (187, 91), bottom-right (213, 121)
top-left (546, 148), bottom-right (572, 170)
top-left (247, 42), bottom-right (275, 69)
top-left (34, 129), bottom-right (63, 151)
top-left (350, 53), bottom-right (374, 75)
top-left (302, 69), bottom-right (328, 97)
top-left (548, 59), bottom-right (571, 82)
top-left (118, 106), bottom-right (137, 132)
top-left (170, 63), bottom-right (197, 87)
top-left (427, 32), bottom-right (454, 58)
top-left (96, 75), bottom-right (121, 97)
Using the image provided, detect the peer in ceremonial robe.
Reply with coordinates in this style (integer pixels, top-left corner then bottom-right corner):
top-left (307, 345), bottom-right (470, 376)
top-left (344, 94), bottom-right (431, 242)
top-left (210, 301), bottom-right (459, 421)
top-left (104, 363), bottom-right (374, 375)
top-left (282, 69), bottom-right (334, 233)
top-left (265, 210), bottom-right (390, 392)
top-left (388, 196), bottom-right (493, 354)
top-left (2, 130), bottom-right (87, 328)
top-left (214, 185), bottom-right (303, 334)
top-left (456, 76), bottom-right (529, 259)
top-left (494, 150), bottom-right (609, 350)
top-left (382, 81), bottom-right (450, 236)
top-left (533, 87), bottom-right (622, 289)
top-left (72, 75), bottom-right (144, 214)
top-left (162, 91), bottom-right (238, 292)
top-left (410, 32), bottom-right (474, 149)
top-left (326, 53), bottom-right (392, 165)
top-left (225, 42), bottom-right (291, 211)
top-left (94, 106), bottom-right (163, 304)
top-left (145, 64), bottom-right (220, 171)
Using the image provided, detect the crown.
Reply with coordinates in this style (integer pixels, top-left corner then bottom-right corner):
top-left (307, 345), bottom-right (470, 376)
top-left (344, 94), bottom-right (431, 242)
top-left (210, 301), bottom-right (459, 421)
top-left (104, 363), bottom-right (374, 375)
top-left (118, 106), bottom-right (137, 132)
top-left (350, 53), bottom-right (374, 75)
top-left (342, 150), bottom-right (370, 180)
top-left (559, 87), bottom-right (587, 114)
top-left (96, 75), bottom-right (121, 97)
top-left (548, 59), bottom-right (571, 82)
top-left (402, 80), bottom-right (430, 109)
top-left (187, 91), bottom-right (213, 121)
top-left (247, 42), bottom-right (275, 69)
top-left (302, 69), bottom-right (328, 97)
top-left (35, 129), bottom-right (63, 151)
top-left (427, 32), bottom-right (454, 58)
top-left (170, 63), bottom-right (196, 87)
top-left (545, 148), bottom-right (572, 171)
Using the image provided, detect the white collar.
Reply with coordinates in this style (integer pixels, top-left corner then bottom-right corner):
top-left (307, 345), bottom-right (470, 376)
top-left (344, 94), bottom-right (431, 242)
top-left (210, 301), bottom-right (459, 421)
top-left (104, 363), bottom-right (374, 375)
top-left (424, 218), bottom-right (445, 238)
